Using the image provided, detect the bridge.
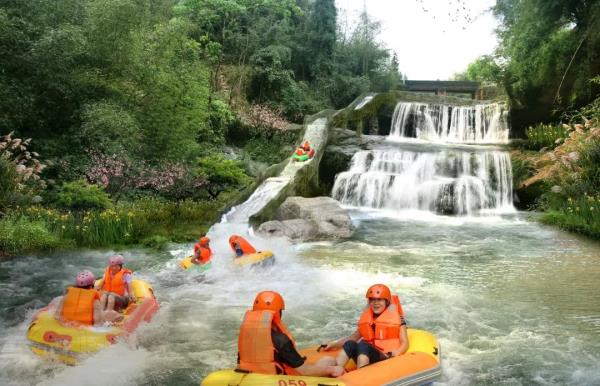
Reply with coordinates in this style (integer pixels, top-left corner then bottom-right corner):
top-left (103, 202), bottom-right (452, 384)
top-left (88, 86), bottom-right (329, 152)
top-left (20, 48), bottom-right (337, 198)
top-left (404, 80), bottom-right (483, 99)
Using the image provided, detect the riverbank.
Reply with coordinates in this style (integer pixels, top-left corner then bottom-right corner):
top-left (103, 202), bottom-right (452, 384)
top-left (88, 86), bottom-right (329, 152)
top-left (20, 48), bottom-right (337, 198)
top-left (0, 197), bottom-right (233, 257)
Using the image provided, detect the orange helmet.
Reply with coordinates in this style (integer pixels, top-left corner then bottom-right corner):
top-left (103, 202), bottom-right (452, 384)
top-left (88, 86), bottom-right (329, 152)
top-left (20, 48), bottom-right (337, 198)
top-left (365, 284), bottom-right (391, 302)
top-left (200, 236), bottom-right (210, 245)
top-left (253, 291), bottom-right (285, 312)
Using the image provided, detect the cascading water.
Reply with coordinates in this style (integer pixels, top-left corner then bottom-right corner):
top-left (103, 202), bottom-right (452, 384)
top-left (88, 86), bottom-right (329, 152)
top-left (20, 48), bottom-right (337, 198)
top-left (332, 100), bottom-right (514, 216)
top-left (389, 102), bottom-right (509, 143)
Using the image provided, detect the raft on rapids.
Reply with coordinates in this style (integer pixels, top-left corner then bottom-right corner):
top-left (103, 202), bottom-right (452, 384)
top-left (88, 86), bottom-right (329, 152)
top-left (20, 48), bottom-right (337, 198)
top-left (26, 280), bottom-right (159, 365)
top-left (179, 256), bottom-right (212, 271)
top-left (233, 250), bottom-right (274, 267)
top-left (202, 328), bottom-right (441, 386)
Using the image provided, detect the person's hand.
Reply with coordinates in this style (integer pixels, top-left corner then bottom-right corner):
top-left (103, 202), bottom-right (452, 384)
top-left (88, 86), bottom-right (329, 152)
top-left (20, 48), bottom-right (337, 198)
top-left (388, 348), bottom-right (403, 357)
top-left (322, 340), bottom-right (338, 351)
top-left (129, 295), bottom-right (137, 303)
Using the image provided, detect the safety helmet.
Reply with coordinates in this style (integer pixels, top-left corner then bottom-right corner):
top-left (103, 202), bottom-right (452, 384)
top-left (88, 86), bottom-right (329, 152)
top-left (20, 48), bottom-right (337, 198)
top-left (109, 254), bottom-right (124, 266)
top-left (365, 284), bottom-right (391, 302)
top-left (200, 236), bottom-right (210, 245)
top-left (75, 270), bottom-right (95, 287)
top-left (252, 291), bottom-right (285, 313)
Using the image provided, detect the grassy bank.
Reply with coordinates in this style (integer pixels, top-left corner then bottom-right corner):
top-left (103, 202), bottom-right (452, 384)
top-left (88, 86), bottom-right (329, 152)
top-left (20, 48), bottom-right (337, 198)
top-left (0, 197), bottom-right (232, 256)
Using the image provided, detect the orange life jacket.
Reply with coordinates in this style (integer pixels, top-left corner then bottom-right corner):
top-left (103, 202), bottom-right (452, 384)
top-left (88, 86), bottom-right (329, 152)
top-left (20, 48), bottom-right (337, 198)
top-left (194, 244), bottom-right (212, 263)
top-left (295, 148), bottom-right (306, 156)
top-left (229, 235), bottom-right (256, 255)
top-left (61, 287), bottom-right (100, 326)
top-left (101, 266), bottom-right (132, 296)
top-left (357, 295), bottom-right (405, 353)
top-left (237, 310), bottom-right (299, 375)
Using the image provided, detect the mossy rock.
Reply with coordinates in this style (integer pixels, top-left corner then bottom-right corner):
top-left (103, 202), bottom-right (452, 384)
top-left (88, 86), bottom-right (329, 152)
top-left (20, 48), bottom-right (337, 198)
top-left (515, 179), bottom-right (548, 210)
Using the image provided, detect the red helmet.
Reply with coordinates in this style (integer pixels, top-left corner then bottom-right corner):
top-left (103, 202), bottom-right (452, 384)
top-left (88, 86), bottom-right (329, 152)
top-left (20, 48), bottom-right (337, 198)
top-left (200, 236), bottom-right (210, 245)
top-left (253, 291), bottom-right (285, 313)
top-left (76, 270), bottom-right (95, 287)
top-left (109, 254), bottom-right (124, 266)
top-left (365, 284), bottom-right (391, 302)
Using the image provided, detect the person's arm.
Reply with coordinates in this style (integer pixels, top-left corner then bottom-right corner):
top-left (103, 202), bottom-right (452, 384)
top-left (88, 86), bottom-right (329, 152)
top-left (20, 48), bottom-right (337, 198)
top-left (53, 296), bottom-right (65, 320)
top-left (323, 329), bottom-right (361, 351)
top-left (389, 324), bottom-right (409, 357)
top-left (125, 274), bottom-right (136, 303)
top-left (94, 277), bottom-right (104, 291)
top-left (93, 300), bottom-right (103, 326)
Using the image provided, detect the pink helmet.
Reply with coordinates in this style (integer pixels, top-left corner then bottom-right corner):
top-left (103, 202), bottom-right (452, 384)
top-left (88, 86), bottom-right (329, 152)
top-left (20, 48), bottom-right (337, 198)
top-left (76, 270), bottom-right (95, 287)
top-left (109, 254), bottom-right (124, 266)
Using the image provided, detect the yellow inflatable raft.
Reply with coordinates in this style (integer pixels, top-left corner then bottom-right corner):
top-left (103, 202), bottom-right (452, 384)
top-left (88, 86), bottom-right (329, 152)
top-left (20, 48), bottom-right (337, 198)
top-left (179, 256), bottom-right (212, 271)
top-left (27, 280), bottom-right (159, 365)
top-left (233, 250), bottom-right (274, 267)
top-left (202, 329), bottom-right (441, 386)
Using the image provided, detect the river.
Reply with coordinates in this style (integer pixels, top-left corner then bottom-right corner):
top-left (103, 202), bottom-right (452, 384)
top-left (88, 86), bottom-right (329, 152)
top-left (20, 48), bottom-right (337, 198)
top-left (1, 212), bottom-right (599, 385)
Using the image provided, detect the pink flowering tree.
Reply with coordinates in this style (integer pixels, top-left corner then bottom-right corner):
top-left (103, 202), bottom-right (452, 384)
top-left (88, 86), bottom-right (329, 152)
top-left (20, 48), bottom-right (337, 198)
top-left (0, 132), bottom-right (46, 216)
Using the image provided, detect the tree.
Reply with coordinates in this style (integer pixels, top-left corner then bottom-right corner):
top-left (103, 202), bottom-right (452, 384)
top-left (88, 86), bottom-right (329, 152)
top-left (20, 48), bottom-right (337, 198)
top-left (195, 154), bottom-right (250, 199)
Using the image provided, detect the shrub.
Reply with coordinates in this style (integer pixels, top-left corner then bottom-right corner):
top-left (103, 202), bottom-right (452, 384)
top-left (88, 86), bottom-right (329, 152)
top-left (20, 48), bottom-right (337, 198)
top-left (196, 154), bottom-right (251, 199)
top-left (524, 123), bottom-right (569, 150)
top-left (0, 216), bottom-right (62, 254)
top-left (56, 180), bottom-right (112, 210)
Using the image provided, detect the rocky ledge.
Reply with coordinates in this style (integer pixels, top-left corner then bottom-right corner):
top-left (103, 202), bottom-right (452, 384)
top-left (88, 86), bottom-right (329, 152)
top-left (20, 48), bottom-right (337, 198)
top-left (257, 196), bottom-right (353, 242)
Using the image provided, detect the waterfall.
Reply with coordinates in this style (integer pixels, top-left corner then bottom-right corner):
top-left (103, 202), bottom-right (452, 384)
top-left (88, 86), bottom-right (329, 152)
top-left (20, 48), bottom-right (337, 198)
top-left (389, 102), bottom-right (509, 143)
top-left (332, 101), bottom-right (514, 216)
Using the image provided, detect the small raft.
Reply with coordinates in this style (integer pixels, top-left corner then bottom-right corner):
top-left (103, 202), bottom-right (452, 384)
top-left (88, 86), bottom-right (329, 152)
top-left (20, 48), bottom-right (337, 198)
top-left (233, 250), bottom-right (274, 267)
top-left (26, 280), bottom-right (159, 365)
top-left (179, 256), bottom-right (212, 272)
top-left (201, 328), bottom-right (441, 386)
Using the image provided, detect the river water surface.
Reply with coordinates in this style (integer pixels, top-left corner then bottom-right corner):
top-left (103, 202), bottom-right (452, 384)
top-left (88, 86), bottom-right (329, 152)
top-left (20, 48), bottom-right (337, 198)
top-left (1, 212), bottom-right (600, 386)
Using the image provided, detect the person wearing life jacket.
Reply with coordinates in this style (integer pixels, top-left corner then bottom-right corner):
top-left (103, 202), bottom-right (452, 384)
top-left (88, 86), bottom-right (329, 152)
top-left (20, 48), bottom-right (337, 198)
top-left (53, 271), bottom-right (121, 326)
top-left (95, 255), bottom-right (136, 312)
top-left (302, 141), bottom-right (311, 152)
top-left (237, 291), bottom-right (344, 377)
top-left (191, 236), bottom-right (212, 265)
top-left (322, 284), bottom-right (409, 369)
top-left (229, 235), bottom-right (256, 258)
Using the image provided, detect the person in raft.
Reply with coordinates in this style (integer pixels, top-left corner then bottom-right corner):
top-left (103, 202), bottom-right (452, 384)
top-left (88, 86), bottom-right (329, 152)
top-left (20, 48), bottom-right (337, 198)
top-left (292, 141), bottom-right (315, 161)
top-left (191, 236), bottom-right (212, 265)
top-left (95, 254), bottom-right (137, 312)
top-left (237, 291), bottom-right (345, 377)
top-left (229, 235), bottom-right (256, 258)
top-left (322, 284), bottom-right (409, 369)
top-left (53, 271), bottom-right (121, 326)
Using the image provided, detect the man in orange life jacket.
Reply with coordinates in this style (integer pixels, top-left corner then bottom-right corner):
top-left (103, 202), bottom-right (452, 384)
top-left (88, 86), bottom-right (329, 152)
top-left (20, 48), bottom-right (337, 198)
top-left (322, 284), bottom-right (409, 368)
top-left (237, 291), bottom-right (344, 377)
top-left (53, 271), bottom-right (120, 326)
top-left (191, 236), bottom-right (212, 265)
top-left (95, 255), bottom-right (136, 313)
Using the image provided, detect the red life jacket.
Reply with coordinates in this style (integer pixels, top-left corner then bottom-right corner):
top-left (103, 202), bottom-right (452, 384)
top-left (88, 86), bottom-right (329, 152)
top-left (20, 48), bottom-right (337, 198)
top-left (237, 310), bottom-right (299, 375)
top-left (101, 267), bottom-right (132, 296)
top-left (295, 148), bottom-right (306, 156)
top-left (357, 295), bottom-right (405, 353)
top-left (61, 287), bottom-right (100, 326)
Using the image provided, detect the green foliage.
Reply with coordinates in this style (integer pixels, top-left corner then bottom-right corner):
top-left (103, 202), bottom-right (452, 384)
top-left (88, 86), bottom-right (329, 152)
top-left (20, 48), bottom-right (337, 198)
top-left (0, 216), bottom-right (62, 255)
top-left (244, 137), bottom-right (291, 165)
top-left (78, 101), bottom-right (140, 154)
top-left (196, 154), bottom-right (251, 199)
top-left (56, 180), bottom-right (112, 210)
top-left (524, 123), bottom-right (569, 150)
top-left (454, 55), bottom-right (503, 83)
top-left (511, 156), bottom-right (536, 187)
top-left (494, 0), bottom-right (600, 127)
top-left (0, 158), bottom-right (21, 216)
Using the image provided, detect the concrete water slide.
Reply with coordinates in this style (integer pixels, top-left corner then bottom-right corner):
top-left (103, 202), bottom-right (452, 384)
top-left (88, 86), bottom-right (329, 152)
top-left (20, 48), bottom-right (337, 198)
top-left (221, 117), bottom-right (329, 226)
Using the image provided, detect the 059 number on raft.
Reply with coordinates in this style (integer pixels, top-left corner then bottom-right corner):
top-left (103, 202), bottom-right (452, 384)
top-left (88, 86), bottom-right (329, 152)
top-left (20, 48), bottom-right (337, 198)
top-left (278, 380), bottom-right (308, 386)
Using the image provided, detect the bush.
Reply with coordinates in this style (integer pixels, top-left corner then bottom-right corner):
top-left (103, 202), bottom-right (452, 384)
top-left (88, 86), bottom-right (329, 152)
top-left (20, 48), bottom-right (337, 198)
top-left (0, 216), bottom-right (62, 254)
top-left (56, 180), bottom-right (112, 210)
top-left (524, 123), bottom-right (569, 150)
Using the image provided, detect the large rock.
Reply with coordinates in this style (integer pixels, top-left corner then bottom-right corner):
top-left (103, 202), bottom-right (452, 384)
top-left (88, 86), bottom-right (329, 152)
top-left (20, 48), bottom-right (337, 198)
top-left (257, 196), bottom-right (354, 242)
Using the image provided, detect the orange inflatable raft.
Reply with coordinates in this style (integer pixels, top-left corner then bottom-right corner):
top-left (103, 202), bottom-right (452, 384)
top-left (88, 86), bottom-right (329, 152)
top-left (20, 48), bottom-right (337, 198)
top-left (201, 328), bottom-right (441, 386)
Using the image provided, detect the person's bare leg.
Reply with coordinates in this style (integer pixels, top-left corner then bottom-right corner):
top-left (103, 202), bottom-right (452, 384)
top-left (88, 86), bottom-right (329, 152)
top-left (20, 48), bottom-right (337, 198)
top-left (106, 295), bottom-right (116, 311)
top-left (100, 293), bottom-right (108, 310)
top-left (357, 354), bottom-right (370, 368)
top-left (335, 350), bottom-right (349, 367)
